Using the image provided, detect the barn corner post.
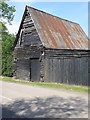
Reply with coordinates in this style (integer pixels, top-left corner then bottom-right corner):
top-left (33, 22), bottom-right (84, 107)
top-left (39, 47), bottom-right (45, 82)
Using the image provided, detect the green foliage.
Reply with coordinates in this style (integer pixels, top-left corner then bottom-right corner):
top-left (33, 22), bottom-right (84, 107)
top-left (0, 1), bottom-right (16, 77)
top-left (0, 0), bottom-right (16, 24)
top-left (2, 30), bottom-right (15, 76)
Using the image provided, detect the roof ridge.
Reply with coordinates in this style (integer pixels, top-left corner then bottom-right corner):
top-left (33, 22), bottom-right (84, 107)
top-left (26, 5), bottom-right (79, 25)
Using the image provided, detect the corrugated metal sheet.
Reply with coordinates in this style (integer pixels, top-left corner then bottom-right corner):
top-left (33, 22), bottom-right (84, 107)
top-left (28, 6), bottom-right (88, 50)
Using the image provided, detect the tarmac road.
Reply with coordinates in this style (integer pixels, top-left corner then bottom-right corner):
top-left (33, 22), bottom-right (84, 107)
top-left (0, 81), bottom-right (88, 118)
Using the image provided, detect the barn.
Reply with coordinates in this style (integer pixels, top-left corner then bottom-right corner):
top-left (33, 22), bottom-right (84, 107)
top-left (14, 6), bottom-right (89, 86)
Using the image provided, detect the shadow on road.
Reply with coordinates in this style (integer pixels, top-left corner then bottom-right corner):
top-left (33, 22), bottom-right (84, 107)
top-left (2, 96), bottom-right (88, 118)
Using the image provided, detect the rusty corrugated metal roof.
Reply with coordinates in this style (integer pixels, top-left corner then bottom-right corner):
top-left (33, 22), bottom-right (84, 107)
top-left (27, 6), bottom-right (88, 50)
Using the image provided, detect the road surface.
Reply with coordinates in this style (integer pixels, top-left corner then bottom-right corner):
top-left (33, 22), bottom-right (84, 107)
top-left (0, 81), bottom-right (88, 118)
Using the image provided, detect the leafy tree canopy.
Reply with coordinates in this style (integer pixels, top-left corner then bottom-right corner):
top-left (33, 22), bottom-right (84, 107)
top-left (0, 0), bottom-right (16, 77)
top-left (0, 0), bottom-right (16, 24)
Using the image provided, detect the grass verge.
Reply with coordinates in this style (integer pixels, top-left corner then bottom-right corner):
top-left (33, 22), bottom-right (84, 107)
top-left (0, 76), bottom-right (89, 93)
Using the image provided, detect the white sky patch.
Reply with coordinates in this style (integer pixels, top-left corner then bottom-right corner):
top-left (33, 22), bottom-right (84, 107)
top-left (0, 18), bottom-right (8, 25)
top-left (0, 18), bottom-right (19, 35)
top-left (6, 22), bottom-right (19, 35)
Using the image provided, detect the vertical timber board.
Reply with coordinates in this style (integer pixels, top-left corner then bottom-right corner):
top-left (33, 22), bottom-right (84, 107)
top-left (48, 59), bottom-right (51, 82)
top-left (51, 59), bottom-right (53, 81)
top-left (68, 57), bottom-right (75, 85)
top-left (63, 58), bottom-right (70, 84)
top-left (58, 59), bottom-right (61, 83)
top-left (55, 59), bottom-right (59, 83)
top-left (50, 59), bottom-right (53, 82)
top-left (53, 59), bottom-right (56, 82)
top-left (77, 57), bottom-right (81, 85)
top-left (16, 59), bottom-right (30, 80)
top-left (76, 57), bottom-right (80, 85)
top-left (68, 58), bottom-right (72, 84)
top-left (40, 57), bottom-right (45, 81)
top-left (63, 58), bottom-right (66, 84)
top-left (44, 50), bottom-right (89, 86)
top-left (30, 58), bottom-right (40, 82)
top-left (44, 59), bottom-right (49, 82)
top-left (54, 59), bottom-right (57, 82)
top-left (66, 58), bottom-right (70, 84)
top-left (60, 58), bottom-right (64, 83)
top-left (44, 59), bottom-right (46, 81)
top-left (82, 57), bottom-right (88, 86)
top-left (52, 59), bottom-right (55, 82)
top-left (48, 59), bottom-right (50, 82)
top-left (73, 57), bottom-right (75, 84)
top-left (74, 58), bottom-right (78, 85)
top-left (68, 58), bottom-right (71, 84)
top-left (80, 57), bottom-right (85, 85)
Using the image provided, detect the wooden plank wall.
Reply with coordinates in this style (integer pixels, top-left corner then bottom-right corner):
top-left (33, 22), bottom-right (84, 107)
top-left (44, 49), bottom-right (88, 86)
top-left (14, 46), bottom-right (41, 80)
top-left (14, 9), bottom-right (89, 85)
top-left (16, 9), bottom-right (42, 47)
top-left (14, 9), bottom-right (42, 80)
top-left (15, 59), bottom-right (30, 80)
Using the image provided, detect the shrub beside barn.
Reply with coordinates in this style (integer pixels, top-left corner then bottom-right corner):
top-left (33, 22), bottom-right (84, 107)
top-left (14, 6), bottom-right (89, 86)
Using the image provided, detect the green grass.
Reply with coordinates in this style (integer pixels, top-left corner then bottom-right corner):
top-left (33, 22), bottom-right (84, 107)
top-left (0, 76), bottom-right (90, 93)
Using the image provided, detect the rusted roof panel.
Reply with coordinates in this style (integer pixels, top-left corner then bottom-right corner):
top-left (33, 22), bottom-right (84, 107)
top-left (28, 6), bottom-right (88, 50)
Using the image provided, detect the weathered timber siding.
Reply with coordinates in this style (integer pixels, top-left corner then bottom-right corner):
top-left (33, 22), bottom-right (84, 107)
top-left (15, 59), bottom-right (30, 80)
top-left (14, 46), bottom-right (41, 80)
top-left (14, 46), bottom-right (41, 59)
top-left (44, 49), bottom-right (88, 86)
top-left (14, 6), bottom-right (89, 86)
top-left (30, 58), bottom-right (40, 81)
top-left (14, 9), bottom-right (42, 80)
top-left (16, 8), bottom-right (42, 47)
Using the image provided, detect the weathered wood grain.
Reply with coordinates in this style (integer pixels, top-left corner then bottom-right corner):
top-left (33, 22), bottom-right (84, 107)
top-left (14, 7), bottom-right (89, 86)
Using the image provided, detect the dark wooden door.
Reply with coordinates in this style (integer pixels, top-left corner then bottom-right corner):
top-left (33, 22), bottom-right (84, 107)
top-left (30, 58), bottom-right (40, 81)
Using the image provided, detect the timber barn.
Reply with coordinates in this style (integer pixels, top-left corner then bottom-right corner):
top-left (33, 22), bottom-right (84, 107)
top-left (14, 6), bottom-right (89, 86)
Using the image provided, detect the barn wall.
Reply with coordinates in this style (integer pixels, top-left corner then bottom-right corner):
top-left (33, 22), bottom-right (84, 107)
top-left (14, 8), bottom-right (89, 84)
top-left (14, 58), bottom-right (30, 80)
top-left (14, 9), bottom-right (42, 80)
top-left (44, 49), bottom-right (88, 86)
top-left (15, 8), bottom-right (42, 48)
top-left (14, 46), bottom-right (41, 80)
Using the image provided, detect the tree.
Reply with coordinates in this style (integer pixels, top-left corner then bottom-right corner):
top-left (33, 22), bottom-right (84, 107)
top-left (0, 0), bottom-right (16, 77)
top-left (0, 0), bottom-right (16, 24)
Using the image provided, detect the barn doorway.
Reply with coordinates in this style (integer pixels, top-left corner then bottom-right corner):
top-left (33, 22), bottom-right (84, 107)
top-left (30, 58), bottom-right (40, 82)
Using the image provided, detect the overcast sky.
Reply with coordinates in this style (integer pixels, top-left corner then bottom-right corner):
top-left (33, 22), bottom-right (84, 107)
top-left (7, 2), bottom-right (88, 37)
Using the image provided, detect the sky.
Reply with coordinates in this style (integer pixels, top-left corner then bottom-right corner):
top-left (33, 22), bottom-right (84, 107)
top-left (7, 2), bottom-right (88, 36)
